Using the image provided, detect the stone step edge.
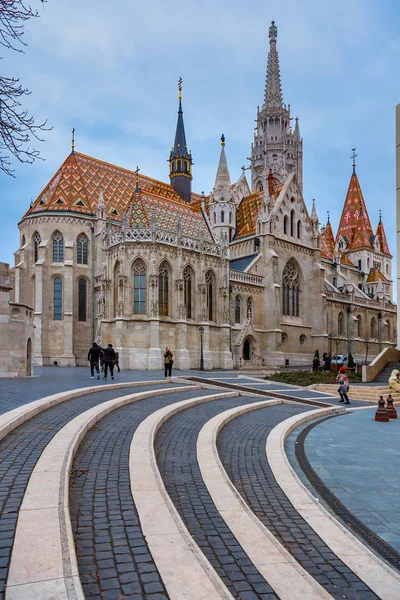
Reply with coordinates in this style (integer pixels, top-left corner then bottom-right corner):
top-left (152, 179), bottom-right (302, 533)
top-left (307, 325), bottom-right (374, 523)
top-left (5, 384), bottom-right (202, 600)
top-left (130, 391), bottom-right (241, 600)
top-left (197, 401), bottom-right (335, 600)
top-left (0, 379), bottom-right (178, 443)
top-left (266, 409), bottom-right (400, 600)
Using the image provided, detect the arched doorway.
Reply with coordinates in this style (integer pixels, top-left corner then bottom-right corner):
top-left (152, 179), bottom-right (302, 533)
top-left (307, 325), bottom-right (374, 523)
top-left (243, 338), bottom-right (251, 361)
top-left (26, 338), bottom-right (32, 376)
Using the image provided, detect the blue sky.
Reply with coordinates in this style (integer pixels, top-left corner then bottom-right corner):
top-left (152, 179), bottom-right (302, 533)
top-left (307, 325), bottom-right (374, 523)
top-left (1, 0), bottom-right (399, 275)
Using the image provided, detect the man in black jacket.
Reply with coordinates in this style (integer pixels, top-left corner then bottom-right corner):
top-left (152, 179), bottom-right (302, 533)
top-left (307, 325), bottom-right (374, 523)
top-left (88, 342), bottom-right (103, 379)
top-left (102, 344), bottom-right (117, 380)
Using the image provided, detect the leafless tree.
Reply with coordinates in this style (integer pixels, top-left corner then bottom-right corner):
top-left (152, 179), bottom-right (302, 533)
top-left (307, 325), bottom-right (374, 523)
top-left (361, 334), bottom-right (373, 365)
top-left (0, 1), bottom-right (50, 177)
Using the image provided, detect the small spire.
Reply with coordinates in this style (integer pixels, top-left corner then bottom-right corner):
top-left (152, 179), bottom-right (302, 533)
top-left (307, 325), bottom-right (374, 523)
top-left (311, 198), bottom-right (318, 222)
top-left (267, 168), bottom-right (274, 195)
top-left (134, 166), bottom-right (141, 193)
top-left (269, 20), bottom-right (277, 43)
top-left (294, 117), bottom-right (300, 139)
top-left (264, 20), bottom-right (283, 109)
top-left (221, 133), bottom-right (225, 147)
top-left (71, 127), bottom-right (75, 154)
top-left (351, 147), bottom-right (357, 174)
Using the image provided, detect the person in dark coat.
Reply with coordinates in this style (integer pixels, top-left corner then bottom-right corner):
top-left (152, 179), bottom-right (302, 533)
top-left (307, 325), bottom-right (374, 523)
top-left (164, 347), bottom-right (173, 378)
top-left (102, 344), bottom-right (117, 379)
top-left (88, 342), bottom-right (103, 379)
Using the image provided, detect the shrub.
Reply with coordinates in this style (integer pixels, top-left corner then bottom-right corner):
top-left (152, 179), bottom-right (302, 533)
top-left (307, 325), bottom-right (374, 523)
top-left (265, 370), bottom-right (362, 387)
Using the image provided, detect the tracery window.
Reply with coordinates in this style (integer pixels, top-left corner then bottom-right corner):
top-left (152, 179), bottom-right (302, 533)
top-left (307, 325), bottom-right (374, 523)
top-left (53, 277), bottom-right (62, 320)
top-left (33, 232), bottom-right (41, 263)
top-left (183, 266), bottom-right (193, 319)
top-left (77, 234), bottom-right (88, 265)
top-left (159, 262), bottom-right (169, 317)
top-left (78, 278), bottom-right (87, 321)
top-left (133, 259), bottom-right (146, 315)
top-left (338, 312), bottom-right (344, 335)
top-left (52, 231), bottom-right (64, 262)
top-left (371, 317), bottom-right (376, 339)
top-left (282, 260), bottom-right (299, 317)
top-left (205, 270), bottom-right (215, 321)
top-left (247, 297), bottom-right (253, 318)
top-left (234, 296), bottom-right (241, 324)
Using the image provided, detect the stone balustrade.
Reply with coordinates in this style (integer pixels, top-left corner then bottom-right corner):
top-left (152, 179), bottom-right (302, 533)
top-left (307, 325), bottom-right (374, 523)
top-left (229, 270), bottom-right (264, 285)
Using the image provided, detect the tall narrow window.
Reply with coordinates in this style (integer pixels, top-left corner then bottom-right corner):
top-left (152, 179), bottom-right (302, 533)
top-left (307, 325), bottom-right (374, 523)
top-left (206, 271), bottom-right (215, 321)
top-left (78, 279), bottom-right (87, 321)
top-left (221, 210), bottom-right (225, 223)
top-left (282, 260), bottom-right (300, 317)
top-left (53, 277), bottom-right (62, 320)
top-left (52, 231), bottom-right (64, 262)
top-left (114, 262), bottom-right (120, 317)
top-left (297, 220), bottom-right (301, 239)
top-left (357, 315), bottom-right (362, 337)
top-left (159, 262), bottom-right (169, 317)
top-left (33, 232), bottom-right (41, 263)
top-left (283, 215), bottom-right (288, 235)
top-left (133, 259), bottom-right (146, 314)
top-left (77, 234), bottom-right (88, 265)
top-left (183, 266), bottom-right (193, 319)
top-left (235, 296), bottom-right (241, 324)
top-left (247, 297), bottom-right (253, 318)
top-left (338, 312), bottom-right (344, 335)
top-left (371, 317), bottom-right (376, 339)
top-left (290, 210), bottom-right (295, 236)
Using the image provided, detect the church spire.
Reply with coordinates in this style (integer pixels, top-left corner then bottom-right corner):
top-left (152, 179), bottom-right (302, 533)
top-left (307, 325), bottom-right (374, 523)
top-left (264, 21), bottom-right (283, 110)
top-left (169, 78), bottom-right (193, 203)
top-left (213, 134), bottom-right (231, 195)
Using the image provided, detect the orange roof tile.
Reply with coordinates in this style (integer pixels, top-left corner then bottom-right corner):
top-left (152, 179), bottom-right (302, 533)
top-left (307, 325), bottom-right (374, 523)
top-left (376, 219), bottom-right (391, 256)
top-left (320, 221), bottom-right (335, 259)
top-left (339, 251), bottom-right (355, 267)
top-left (366, 267), bottom-right (388, 284)
top-left (235, 191), bottom-right (263, 239)
top-left (336, 172), bottom-right (374, 251)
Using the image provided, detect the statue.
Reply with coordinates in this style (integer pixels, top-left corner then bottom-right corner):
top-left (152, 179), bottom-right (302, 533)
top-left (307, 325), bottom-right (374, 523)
top-left (388, 369), bottom-right (400, 392)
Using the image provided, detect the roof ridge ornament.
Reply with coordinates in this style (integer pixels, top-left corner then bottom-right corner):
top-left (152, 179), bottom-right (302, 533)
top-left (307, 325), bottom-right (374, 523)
top-left (351, 147), bottom-right (357, 174)
top-left (71, 127), bottom-right (75, 155)
top-left (269, 20), bottom-right (277, 43)
top-left (178, 77), bottom-right (182, 100)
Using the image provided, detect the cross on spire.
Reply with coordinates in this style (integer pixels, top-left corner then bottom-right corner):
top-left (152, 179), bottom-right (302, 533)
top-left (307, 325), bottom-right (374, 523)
top-left (134, 166), bottom-right (140, 193)
top-left (241, 165), bottom-right (247, 175)
top-left (351, 147), bottom-right (357, 174)
top-left (327, 210), bottom-right (330, 224)
top-left (178, 77), bottom-right (183, 100)
top-left (71, 128), bottom-right (75, 154)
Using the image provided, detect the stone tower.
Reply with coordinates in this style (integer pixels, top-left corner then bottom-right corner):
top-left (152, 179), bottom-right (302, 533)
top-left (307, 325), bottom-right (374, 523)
top-left (169, 79), bottom-right (193, 203)
top-left (250, 21), bottom-right (303, 192)
top-left (209, 135), bottom-right (236, 242)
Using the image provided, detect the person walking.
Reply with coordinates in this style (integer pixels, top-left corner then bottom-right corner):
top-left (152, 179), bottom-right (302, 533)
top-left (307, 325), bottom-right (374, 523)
top-left (88, 342), bottom-right (102, 379)
top-left (164, 347), bottom-right (173, 378)
top-left (114, 351), bottom-right (121, 373)
top-left (102, 344), bottom-right (117, 380)
top-left (325, 353), bottom-right (331, 373)
top-left (336, 366), bottom-right (350, 404)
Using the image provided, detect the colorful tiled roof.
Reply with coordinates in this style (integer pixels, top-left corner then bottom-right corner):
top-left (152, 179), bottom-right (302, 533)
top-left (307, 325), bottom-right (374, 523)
top-left (376, 219), bottom-right (391, 256)
top-left (320, 221), bottom-right (335, 259)
top-left (235, 191), bottom-right (263, 239)
top-left (366, 267), bottom-right (388, 284)
top-left (339, 251), bottom-right (355, 267)
top-left (336, 172), bottom-right (374, 251)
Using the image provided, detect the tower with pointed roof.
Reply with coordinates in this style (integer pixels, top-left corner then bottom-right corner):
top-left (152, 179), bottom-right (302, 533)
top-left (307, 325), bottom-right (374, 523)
top-left (209, 135), bottom-right (236, 242)
top-left (250, 21), bottom-right (303, 193)
top-left (169, 79), bottom-right (193, 203)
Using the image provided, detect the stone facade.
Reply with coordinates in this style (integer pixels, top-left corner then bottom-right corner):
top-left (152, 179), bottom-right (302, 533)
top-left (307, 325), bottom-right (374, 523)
top-left (0, 263), bottom-right (34, 377)
top-left (10, 22), bottom-right (396, 371)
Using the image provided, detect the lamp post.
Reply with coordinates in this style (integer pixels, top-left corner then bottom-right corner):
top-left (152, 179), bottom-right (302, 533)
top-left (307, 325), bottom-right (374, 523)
top-left (199, 326), bottom-right (205, 371)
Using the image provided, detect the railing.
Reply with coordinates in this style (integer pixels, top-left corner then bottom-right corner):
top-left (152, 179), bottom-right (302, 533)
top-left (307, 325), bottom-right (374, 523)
top-left (325, 290), bottom-right (393, 310)
top-left (229, 270), bottom-right (264, 285)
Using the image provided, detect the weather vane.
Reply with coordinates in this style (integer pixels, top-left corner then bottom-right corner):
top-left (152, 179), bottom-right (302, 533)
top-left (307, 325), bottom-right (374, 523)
top-left (178, 77), bottom-right (183, 100)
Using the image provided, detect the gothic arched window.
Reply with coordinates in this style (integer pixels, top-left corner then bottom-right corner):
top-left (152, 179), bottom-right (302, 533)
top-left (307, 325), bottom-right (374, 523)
top-left (183, 266), bottom-right (193, 319)
top-left (371, 317), bottom-right (376, 339)
top-left (234, 295), bottom-right (241, 324)
top-left (338, 312), bottom-right (344, 335)
top-left (357, 315), bottom-right (362, 338)
top-left (247, 297), bottom-right (253, 318)
top-left (213, 212), bottom-right (216, 225)
top-left (221, 210), bottom-right (225, 224)
top-left (290, 210), bottom-right (295, 237)
top-left (53, 277), bottom-right (62, 320)
top-left (387, 320), bottom-right (391, 341)
top-left (282, 260), bottom-right (300, 317)
top-left (257, 181), bottom-right (263, 192)
top-left (52, 231), bottom-right (64, 262)
top-left (33, 232), bottom-right (41, 264)
top-left (297, 220), bottom-right (301, 239)
top-left (159, 262), bottom-right (169, 317)
top-left (283, 215), bottom-right (288, 235)
top-left (205, 270), bottom-right (215, 321)
top-left (114, 261), bottom-right (120, 317)
top-left (133, 259), bottom-right (146, 315)
top-left (229, 211), bottom-right (232, 224)
top-left (78, 278), bottom-right (87, 321)
top-left (77, 234), bottom-right (88, 265)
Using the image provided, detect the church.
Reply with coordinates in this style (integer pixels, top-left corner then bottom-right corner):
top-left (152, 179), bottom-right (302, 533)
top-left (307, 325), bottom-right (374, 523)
top-left (12, 21), bottom-right (396, 370)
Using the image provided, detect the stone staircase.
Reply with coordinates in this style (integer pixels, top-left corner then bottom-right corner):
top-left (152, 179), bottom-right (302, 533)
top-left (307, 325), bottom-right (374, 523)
top-left (373, 362), bottom-right (400, 384)
top-left (312, 383), bottom-right (400, 403)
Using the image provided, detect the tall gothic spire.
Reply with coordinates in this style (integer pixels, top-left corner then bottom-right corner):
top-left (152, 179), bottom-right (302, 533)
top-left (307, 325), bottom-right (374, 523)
top-left (169, 78), bottom-right (193, 203)
top-left (264, 21), bottom-right (283, 110)
top-left (213, 134), bottom-right (231, 196)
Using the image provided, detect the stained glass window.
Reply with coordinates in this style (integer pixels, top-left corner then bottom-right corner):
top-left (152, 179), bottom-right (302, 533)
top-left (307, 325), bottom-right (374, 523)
top-left (78, 279), bottom-right (87, 321)
top-left (159, 262), bottom-right (169, 317)
top-left (53, 277), bottom-right (62, 320)
top-left (33, 232), bottom-right (41, 263)
top-left (133, 259), bottom-right (146, 314)
top-left (52, 231), bottom-right (64, 262)
top-left (183, 266), bottom-right (193, 319)
top-left (77, 234), bottom-right (88, 265)
top-left (282, 260), bottom-right (299, 317)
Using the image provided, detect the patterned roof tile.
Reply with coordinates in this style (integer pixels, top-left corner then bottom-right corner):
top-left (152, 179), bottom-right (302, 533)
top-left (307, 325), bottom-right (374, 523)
top-left (320, 221), bottom-right (335, 260)
top-left (336, 172), bottom-right (374, 250)
top-left (366, 267), bottom-right (388, 284)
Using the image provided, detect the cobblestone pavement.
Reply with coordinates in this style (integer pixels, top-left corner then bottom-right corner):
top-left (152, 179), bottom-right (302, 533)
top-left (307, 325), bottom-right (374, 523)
top-left (287, 409), bottom-right (400, 556)
top-left (70, 388), bottom-right (216, 600)
top-left (0, 383), bottom-right (177, 600)
top-left (155, 397), bottom-right (280, 600)
top-left (217, 406), bottom-right (379, 600)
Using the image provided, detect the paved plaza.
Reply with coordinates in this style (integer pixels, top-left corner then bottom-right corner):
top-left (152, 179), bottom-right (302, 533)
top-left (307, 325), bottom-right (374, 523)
top-left (0, 367), bottom-right (399, 600)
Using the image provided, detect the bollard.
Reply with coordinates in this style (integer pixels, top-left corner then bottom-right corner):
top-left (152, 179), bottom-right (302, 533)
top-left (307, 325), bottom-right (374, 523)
top-left (375, 396), bottom-right (390, 422)
top-left (386, 395), bottom-right (398, 419)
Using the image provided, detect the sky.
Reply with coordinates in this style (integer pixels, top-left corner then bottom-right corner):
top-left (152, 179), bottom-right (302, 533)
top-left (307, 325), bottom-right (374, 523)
top-left (1, 0), bottom-right (400, 276)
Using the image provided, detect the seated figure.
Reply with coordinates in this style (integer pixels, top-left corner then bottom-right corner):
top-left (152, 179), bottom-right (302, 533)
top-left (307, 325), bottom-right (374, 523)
top-left (388, 369), bottom-right (400, 392)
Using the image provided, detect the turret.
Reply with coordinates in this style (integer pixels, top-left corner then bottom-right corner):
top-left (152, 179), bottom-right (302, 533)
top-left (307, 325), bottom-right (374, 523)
top-left (209, 135), bottom-right (236, 242)
top-left (169, 78), bottom-right (193, 203)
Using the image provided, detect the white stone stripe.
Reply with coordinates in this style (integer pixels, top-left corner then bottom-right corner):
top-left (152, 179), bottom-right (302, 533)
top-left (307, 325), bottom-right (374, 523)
top-left (197, 400), bottom-right (335, 600)
top-left (266, 408), bottom-right (400, 600)
top-left (130, 392), bottom-right (239, 600)
top-left (5, 385), bottom-right (200, 600)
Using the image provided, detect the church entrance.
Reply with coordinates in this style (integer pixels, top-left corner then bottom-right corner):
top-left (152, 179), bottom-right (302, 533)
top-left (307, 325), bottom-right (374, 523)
top-left (26, 338), bottom-right (32, 376)
top-left (243, 338), bottom-right (251, 361)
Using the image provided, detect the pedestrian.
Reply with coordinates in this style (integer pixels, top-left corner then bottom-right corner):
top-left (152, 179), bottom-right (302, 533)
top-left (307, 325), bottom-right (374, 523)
top-left (164, 347), bottom-right (173, 378)
top-left (102, 343), bottom-right (117, 380)
top-left (312, 354), bottom-right (320, 372)
top-left (114, 351), bottom-right (121, 373)
top-left (87, 342), bottom-right (102, 379)
top-left (322, 352), bottom-right (327, 371)
top-left (325, 353), bottom-right (331, 373)
top-left (336, 366), bottom-right (350, 404)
